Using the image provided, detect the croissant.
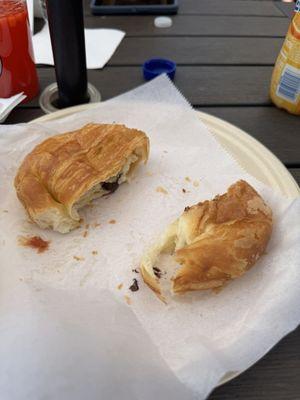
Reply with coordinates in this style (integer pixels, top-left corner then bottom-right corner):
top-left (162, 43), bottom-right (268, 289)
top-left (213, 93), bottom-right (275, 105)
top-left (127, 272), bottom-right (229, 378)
top-left (14, 123), bottom-right (149, 233)
top-left (141, 180), bottom-right (273, 301)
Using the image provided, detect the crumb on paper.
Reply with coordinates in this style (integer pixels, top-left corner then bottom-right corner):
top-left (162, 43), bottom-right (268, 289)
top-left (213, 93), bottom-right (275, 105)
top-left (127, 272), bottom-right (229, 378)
top-left (18, 235), bottom-right (50, 254)
top-left (124, 295), bottom-right (132, 305)
top-left (156, 186), bottom-right (168, 195)
top-left (185, 177), bottom-right (191, 182)
top-left (193, 180), bottom-right (200, 187)
top-left (73, 255), bottom-right (85, 261)
top-left (132, 268), bottom-right (139, 274)
top-left (92, 250), bottom-right (98, 255)
top-left (93, 222), bottom-right (101, 228)
top-left (109, 219), bottom-right (116, 224)
top-left (129, 278), bottom-right (139, 292)
top-left (117, 283), bottom-right (123, 290)
top-left (182, 188), bottom-right (186, 193)
top-left (82, 230), bottom-right (88, 238)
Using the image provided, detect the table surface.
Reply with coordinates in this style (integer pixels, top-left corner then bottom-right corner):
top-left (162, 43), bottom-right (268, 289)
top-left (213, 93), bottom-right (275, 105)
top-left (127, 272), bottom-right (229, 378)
top-left (5, 0), bottom-right (300, 398)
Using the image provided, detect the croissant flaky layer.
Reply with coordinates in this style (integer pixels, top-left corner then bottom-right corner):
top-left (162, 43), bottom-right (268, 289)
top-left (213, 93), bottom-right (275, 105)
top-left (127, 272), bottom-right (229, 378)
top-left (14, 123), bottom-right (149, 233)
top-left (141, 180), bottom-right (273, 301)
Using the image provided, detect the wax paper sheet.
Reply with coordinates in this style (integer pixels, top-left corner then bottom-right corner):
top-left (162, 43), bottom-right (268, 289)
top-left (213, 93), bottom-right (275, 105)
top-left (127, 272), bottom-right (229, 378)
top-left (0, 76), bottom-right (299, 399)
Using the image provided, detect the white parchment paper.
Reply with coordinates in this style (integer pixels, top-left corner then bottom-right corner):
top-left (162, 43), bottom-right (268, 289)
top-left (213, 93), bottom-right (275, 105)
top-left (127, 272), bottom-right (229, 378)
top-left (0, 76), bottom-right (299, 399)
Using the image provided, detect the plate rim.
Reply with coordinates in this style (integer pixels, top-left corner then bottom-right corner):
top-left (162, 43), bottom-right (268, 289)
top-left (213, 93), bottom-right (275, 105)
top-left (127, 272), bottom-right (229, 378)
top-left (197, 111), bottom-right (300, 197)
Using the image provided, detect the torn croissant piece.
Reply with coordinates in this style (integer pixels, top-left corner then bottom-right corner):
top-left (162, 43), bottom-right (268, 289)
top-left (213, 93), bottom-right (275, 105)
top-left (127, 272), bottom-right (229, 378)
top-left (141, 180), bottom-right (273, 301)
top-left (14, 123), bottom-right (149, 233)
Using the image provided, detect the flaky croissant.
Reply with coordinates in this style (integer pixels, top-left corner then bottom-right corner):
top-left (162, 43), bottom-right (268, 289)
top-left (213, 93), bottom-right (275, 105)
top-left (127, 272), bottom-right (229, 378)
top-left (141, 180), bottom-right (273, 301)
top-left (15, 123), bottom-right (149, 233)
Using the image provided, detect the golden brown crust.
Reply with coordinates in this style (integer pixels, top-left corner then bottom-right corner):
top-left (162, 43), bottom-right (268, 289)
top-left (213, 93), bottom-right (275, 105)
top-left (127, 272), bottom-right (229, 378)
top-left (173, 180), bottom-right (273, 293)
top-left (141, 180), bottom-right (273, 298)
top-left (14, 123), bottom-right (149, 232)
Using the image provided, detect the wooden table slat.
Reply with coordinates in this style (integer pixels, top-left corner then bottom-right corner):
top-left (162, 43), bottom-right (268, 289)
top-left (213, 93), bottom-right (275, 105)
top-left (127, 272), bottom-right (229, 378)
top-left (210, 326), bottom-right (300, 400)
top-left (289, 168), bottom-right (300, 185)
top-left (84, 15), bottom-right (289, 37)
top-left (23, 66), bottom-right (274, 107)
top-left (5, 108), bottom-right (44, 124)
top-left (178, 0), bottom-right (285, 17)
top-left (83, 0), bottom-right (285, 17)
top-left (274, 2), bottom-right (295, 18)
top-left (107, 37), bottom-right (283, 65)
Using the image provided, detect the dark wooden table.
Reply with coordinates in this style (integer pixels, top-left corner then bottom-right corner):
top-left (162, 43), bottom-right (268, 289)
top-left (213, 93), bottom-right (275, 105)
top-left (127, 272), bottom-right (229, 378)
top-left (5, 0), bottom-right (300, 398)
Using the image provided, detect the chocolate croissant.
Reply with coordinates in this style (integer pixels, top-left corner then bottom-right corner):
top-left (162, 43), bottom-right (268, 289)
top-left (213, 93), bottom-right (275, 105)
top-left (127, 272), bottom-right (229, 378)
top-left (141, 180), bottom-right (273, 301)
top-left (15, 123), bottom-right (149, 233)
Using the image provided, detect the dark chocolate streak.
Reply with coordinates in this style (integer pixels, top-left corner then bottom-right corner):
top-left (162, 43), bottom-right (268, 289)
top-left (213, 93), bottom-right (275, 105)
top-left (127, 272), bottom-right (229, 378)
top-left (102, 174), bottom-right (121, 193)
top-left (102, 180), bottom-right (119, 193)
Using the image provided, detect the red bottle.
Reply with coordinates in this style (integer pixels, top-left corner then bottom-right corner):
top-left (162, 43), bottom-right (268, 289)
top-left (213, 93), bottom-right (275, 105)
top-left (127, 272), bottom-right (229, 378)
top-left (0, 0), bottom-right (39, 101)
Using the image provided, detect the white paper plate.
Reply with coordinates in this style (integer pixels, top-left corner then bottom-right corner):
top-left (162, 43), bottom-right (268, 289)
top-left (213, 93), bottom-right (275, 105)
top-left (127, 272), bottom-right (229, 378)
top-left (30, 103), bottom-right (300, 386)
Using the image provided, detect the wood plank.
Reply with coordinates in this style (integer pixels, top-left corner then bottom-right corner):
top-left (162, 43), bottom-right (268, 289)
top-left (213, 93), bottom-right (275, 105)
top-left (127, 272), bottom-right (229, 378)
top-left (83, 0), bottom-right (284, 17)
top-left (107, 37), bottom-right (283, 65)
top-left (84, 15), bottom-right (289, 37)
top-left (209, 327), bottom-right (300, 400)
top-left (274, 2), bottom-right (295, 18)
top-left (178, 0), bottom-right (284, 16)
top-left (20, 66), bottom-right (274, 108)
top-left (4, 108), bottom-right (44, 124)
top-left (289, 168), bottom-right (300, 185)
top-left (197, 106), bottom-right (300, 165)
top-left (31, 30), bottom-right (283, 65)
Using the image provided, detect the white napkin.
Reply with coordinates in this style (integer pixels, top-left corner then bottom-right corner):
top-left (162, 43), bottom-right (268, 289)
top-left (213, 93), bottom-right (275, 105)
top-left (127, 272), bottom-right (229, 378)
top-left (32, 23), bottom-right (125, 69)
top-left (0, 93), bottom-right (26, 124)
top-left (0, 76), bottom-right (299, 399)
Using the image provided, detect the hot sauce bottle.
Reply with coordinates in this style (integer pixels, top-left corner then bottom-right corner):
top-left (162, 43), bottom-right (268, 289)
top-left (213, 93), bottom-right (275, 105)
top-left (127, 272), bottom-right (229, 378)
top-left (0, 0), bottom-right (39, 101)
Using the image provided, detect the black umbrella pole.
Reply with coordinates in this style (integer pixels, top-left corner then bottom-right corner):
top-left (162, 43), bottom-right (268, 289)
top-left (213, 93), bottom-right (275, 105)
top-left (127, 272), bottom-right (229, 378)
top-left (46, 0), bottom-right (89, 108)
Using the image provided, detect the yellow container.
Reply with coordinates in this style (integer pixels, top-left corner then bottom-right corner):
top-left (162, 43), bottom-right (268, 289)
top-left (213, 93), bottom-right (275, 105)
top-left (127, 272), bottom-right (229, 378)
top-left (270, 0), bottom-right (300, 115)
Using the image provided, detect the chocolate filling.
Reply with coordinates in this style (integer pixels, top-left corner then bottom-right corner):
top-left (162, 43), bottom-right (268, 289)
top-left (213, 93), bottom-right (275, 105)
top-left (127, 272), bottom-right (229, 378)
top-left (102, 174), bottom-right (121, 194)
top-left (102, 180), bottom-right (119, 193)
